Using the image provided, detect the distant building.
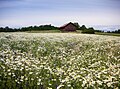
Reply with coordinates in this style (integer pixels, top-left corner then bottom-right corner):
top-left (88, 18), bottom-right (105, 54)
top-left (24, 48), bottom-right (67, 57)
top-left (59, 22), bottom-right (77, 32)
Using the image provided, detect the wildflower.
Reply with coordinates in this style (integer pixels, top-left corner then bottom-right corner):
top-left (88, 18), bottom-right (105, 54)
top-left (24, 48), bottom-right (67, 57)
top-left (0, 32), bottom-right (120, 89)
top-left (107, 82), bottom-right (112, 87)
top-left (37, 82), bottom-right (40, 85)
top-left (57, 84), bottom-right (64, 89)
top-left (67, 84), bottom-right (71, 87)
top-left (29, 72), bottom-right (33, 75)
top-left (20, 79), bottom-right (23, 82)
top-left (21, 76), bottom-right (24, 79)
top-left (31, 78), bottom-right (34, 80)
top-left (8, 73), bottom-right (11, 75)
top-left (25, 77), bottom-right (28, 80)
top-left (7, 69), bottom-right (11, 72)
top-left (49, 83), bottom-right (52, 86)
top-left (96, 80), bottom-right (102, 85)
top-left (0, 58), bottom-right (4, 62)
top-left (38, 79), bottom-right (41, 82)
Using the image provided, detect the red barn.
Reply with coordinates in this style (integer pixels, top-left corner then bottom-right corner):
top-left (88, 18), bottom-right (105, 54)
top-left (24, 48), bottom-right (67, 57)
top-left (59, 22), bottom-right (77, 32)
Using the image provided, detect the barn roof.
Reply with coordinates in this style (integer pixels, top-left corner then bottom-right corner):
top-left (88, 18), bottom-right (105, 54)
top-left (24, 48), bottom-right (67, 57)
top-left (59, 22), bottom-right (77, 29)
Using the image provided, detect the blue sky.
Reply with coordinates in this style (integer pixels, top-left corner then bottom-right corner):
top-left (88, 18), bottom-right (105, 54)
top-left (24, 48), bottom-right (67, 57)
top-left (0, 0), bottom-right (120, 27)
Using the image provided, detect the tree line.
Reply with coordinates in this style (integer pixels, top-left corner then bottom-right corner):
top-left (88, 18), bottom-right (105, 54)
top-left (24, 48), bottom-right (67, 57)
top-left (77, 25), bottom-right (120, 34)
top-left (76, 24), bottom-right (103, 34)
top-left (0, 23), bottom-right (102, 33)
top-left (0, 24), bottom-right (119, 34)
top-left (107, 29), bottom-right (120, 33)
top-left (0, 24), bottom-right (58, 32)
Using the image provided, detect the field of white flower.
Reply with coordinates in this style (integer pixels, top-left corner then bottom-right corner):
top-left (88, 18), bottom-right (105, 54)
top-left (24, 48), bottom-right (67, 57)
top-left (0, 33), bottom-right (120, 89)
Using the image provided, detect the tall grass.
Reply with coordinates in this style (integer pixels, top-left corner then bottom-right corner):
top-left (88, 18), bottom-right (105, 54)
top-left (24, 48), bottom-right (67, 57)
top-left (0, 33), bottom-right (120, 89)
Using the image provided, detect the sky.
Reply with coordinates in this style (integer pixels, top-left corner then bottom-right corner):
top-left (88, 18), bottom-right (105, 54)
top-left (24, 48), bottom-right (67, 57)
top-left (0, 0), bottom-right (120, 27)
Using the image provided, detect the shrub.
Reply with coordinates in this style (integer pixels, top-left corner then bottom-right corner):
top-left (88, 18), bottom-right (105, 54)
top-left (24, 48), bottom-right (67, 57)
top-left (81, 27), bottom-right (95, 34)
top-left (78, 25), bottom-right (87, 30)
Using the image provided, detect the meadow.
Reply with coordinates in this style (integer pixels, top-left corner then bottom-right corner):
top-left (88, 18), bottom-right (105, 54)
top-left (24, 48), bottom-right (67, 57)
top-left (0, 32), bottom-right (120, 89)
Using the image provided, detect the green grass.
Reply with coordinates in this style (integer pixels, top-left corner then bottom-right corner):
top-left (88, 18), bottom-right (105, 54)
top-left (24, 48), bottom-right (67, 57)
top-left (26, 30), bottom-right (120, 37)
top-left (96, 32), bottom-right (120, 37)
top-left (0, 33), bottom-right (120, 89)
top-left (27, 30), bottom-right (61, 33)
top-left (27, 30), bottom-right (81, 33)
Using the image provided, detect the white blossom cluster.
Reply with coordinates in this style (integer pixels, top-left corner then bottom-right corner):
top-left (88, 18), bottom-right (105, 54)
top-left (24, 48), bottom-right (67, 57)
top-left (0, 33), bottom-right (120, 89)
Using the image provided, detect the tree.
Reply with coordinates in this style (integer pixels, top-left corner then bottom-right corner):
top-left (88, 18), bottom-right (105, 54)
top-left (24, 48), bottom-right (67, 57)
top-left (79, 25), bottom-right (87, 30)
top-left (5, 26), bottom-right (10, 31)
top-left (74, 22), bottom-right (80, 29)
top-left (114, 29), bottom-right (120, 33)
top-left (108, 29), bottom-right (120, 33)
top-left (0, 27), bottom-right (4, 32)
top-left (0, 24), bottom-right (59, 32)
top-left (81, 27), bottom-right (95, 34)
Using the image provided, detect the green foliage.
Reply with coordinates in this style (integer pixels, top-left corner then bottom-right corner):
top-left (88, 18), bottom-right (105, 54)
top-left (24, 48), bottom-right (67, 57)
top-left (94, 30), bottom-right (104, 32)
top-left (78, 25), bottom-right (95, 34)
top-left (20, 25), bottom-right (58, 31)
top-left (0, 25), bottom-right (58, 32)
top-left (107, 29), bottom-right (120, 33)
top-left (96, 32), bottom-right (120, 36)
top-left (78, 25), bottom-right (102, 33)
top-left (74, 22), bottom-right (80, 29)
top-left (0, 27), bottom-right (20, 32)
top-left (78, 25), bottom-right (87, 30)
top-left (81, 27), bottom-right (95, 34)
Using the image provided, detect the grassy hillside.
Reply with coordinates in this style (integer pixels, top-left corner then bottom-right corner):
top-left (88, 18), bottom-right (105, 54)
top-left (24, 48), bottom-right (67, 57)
top-left (0, 33), bottom-right (120, 89)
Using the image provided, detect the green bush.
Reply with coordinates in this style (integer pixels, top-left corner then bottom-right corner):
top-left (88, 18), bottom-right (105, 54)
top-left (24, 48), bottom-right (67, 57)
top-left (81, 27), bottom-right (95, 34)
top-left (78, 25), bottom-right (87, 30)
